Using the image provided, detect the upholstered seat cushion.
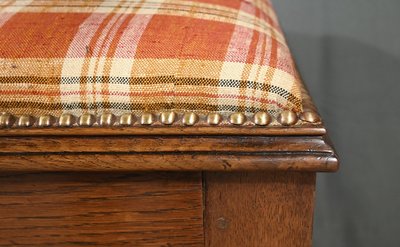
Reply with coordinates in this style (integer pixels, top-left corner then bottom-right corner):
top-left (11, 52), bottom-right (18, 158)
top-left (0, 0), bottom-right (302, 119)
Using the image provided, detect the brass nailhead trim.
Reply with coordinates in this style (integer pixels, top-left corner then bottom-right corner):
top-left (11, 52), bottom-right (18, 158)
top-left (299, 111), bottom-right (321, 123)
top-left (17, 115), bottom-right (35, 127)
top-left (0, 110), bottom-right (317, 128)
top-left (182, 112), bottom-right (199, 126)
top-left (140, 112), bottom-right (154, 125)
top-left (229, 112), bottom-right (246, 125)
top-left (277, 110), bottom-right (298, 126)
top-left (253, 112), bottom-right (271, 126)
top-left (0, 113), bottom-right (15, 128)
top-left (207, 113), bottom-right (223, 125)
top-left (59, 113), bottom-right (76, 127)
top-left (38, 115), bottom-right (55, 127)
top-left (160, 111), bottom-right (177, 125)
top-left (78, 113), bottom-right (96, 127)
top-left (99, 113), bottom-right (116, 126)
top-left (119, 113), bottom-right (135, 126)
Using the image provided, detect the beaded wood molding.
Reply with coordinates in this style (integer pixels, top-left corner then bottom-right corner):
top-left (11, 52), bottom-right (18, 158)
top-left (0, 110), bottom-right (321, 128)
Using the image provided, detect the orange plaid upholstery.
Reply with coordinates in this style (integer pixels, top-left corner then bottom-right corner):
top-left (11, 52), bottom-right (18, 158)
top-left (0, 0), bottom-right (302, 117)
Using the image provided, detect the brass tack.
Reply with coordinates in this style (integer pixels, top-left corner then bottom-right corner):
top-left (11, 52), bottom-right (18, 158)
top-left (229, 112), bottom-right (246, 125)
top-left (17, 115), bottom-right (35, 127)
top-left (277, 110), bottom-right (298, 126)
top-left (38, 115), bottom-right (55, 127)
top-left (78, 113), bottom-right (96, 127)
top-left (58, 113), bottom-right (76, 127)
top-left (140, 112), bottom-right (155, 125)
top-left (299, 111), bottom-right (321, 123)
top-left (253, 112), bottom-right (271, 126)
top-left (160, 111), bottom-right (177, 125)
top-left (119, 113), bottom-right (135, 126)
top-left (99, 113), bottom-right (116, 126)
top-left (207, 113), bottom-right (223, 125)
top-left (182, 112), bottom-right (199, 126)
top-left (0, 113), bottom-right (15, 128)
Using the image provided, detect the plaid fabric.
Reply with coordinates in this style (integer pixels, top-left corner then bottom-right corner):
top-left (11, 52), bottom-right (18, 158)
top-left (0, 0), bottom-right (302, 117)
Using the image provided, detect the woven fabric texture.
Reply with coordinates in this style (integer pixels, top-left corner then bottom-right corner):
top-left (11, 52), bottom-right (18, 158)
top-left (0, 0), bottom-right (302, 117)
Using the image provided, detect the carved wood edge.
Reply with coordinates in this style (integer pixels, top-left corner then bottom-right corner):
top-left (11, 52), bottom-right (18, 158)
top-left (0, 125), bottom-right (325, 136)
top-left (0, 134), bottom-right (339, 172)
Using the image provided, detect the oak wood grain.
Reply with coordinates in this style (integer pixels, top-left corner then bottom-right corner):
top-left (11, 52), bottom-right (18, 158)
top-left (0, 153), bottom-right (338, 172)
top-left (0, 125), bottom-right (326, 137)
top-left (0, 172), bottom-right (204, 246)
top-left (0, 132), bottom-right (339, 172)
top-left (205, 171), bottom-right (316, 247)
top-left (0, 136), bottom-right (332, 153)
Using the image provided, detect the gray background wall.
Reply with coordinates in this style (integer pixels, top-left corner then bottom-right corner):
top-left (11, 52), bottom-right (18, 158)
top-left (271, 0), bottom-right (400, 246)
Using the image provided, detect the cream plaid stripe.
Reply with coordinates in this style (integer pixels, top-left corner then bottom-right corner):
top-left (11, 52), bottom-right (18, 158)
top-left (60, 1), bottom-right (116, 116)
top-left (218, 1), bottom-right (255, 112)
top-left (109, 0), bottom-right (165, 115)
top-left (243, 32), bottom-right (266, 111)
top-left (0, 0), bottom-right (32, 27)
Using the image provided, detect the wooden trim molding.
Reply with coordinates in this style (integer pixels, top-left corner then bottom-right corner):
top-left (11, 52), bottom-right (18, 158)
top-left (0, 125), bottom-right (326, 136)
top-left (0, 153), bottom-right (337, 172)
top-left (0, 134), bottom-right (338, 172)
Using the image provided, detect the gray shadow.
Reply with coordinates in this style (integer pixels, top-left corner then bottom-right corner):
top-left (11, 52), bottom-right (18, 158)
top-left (284, 32), bottom-right (400, 247)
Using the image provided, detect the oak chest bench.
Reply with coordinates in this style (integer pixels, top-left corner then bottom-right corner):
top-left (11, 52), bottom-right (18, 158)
top-left (0, 0), bottom-right (338, 246)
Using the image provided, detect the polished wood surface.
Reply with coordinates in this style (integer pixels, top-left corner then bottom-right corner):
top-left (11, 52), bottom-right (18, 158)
top-left (0, 134), bottom-right (338, 172)
top-left (0, 125), bottom-right (326, 136)
top-left (0, 172), bottom-right (204, 246)
top-left (0, 154), bottom-right (337, 172)
top-left (0, 136), bottom-right (332, 153)
top-left (205, 172), bottom-right (316, 247)
top-left (0, 171), bottom-right (316, 246)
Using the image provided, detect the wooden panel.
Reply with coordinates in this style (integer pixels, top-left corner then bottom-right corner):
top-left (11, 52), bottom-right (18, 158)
top-left (0, 172), bottom-right (204, 246)
top-left (205, 171), bottom-right (316, 247)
